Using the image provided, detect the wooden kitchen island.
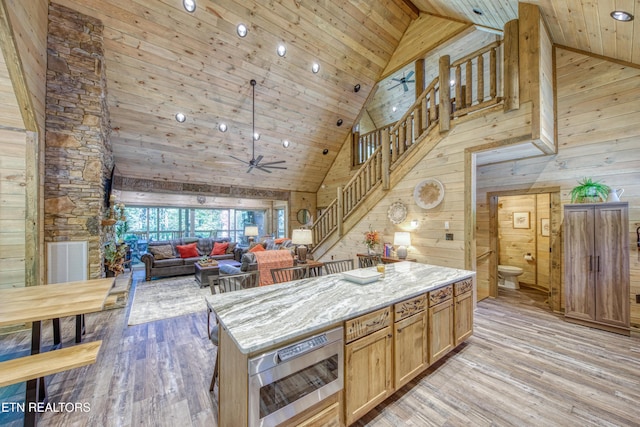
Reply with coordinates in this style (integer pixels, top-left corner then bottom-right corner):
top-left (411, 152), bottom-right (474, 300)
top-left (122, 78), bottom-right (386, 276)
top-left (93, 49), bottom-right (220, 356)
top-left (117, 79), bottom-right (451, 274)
top-left (206, 262), bottom-right (475, 426)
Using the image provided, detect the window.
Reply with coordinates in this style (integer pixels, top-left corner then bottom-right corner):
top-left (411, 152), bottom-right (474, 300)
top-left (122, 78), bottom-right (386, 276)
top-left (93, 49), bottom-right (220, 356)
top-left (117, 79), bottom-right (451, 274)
top-left (123, 206), bottom-right (267, 243)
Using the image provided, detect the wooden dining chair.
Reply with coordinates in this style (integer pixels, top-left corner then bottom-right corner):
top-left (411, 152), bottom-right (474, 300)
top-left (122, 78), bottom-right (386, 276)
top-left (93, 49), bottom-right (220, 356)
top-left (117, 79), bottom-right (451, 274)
top-left (209, 271), bottom-right (260, 392)
top-left (323, 259), bottom-right (355, 275)
top-left (357, 254), bottom-right (382, 268)
top-left (270, 265), bottom-right (309, 284)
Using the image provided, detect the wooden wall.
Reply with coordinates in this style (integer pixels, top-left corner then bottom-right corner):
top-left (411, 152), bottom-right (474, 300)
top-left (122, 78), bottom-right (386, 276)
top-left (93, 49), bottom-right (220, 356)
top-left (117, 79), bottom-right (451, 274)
top-left (0, 129), bottom-right (26, 289)
top-left (0, 0), bottom-right (48, 289)
top-left (477, 48), bottom-right (640, 329)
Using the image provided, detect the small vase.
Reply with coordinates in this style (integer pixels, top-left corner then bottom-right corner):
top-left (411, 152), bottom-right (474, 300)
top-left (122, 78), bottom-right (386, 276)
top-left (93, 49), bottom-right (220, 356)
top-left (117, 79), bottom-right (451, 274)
top-left (367, 246), bottom-right (376, 255)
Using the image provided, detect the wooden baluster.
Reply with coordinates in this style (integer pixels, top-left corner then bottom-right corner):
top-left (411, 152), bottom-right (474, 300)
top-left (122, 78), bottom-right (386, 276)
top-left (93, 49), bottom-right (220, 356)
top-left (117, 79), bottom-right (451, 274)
top-left (465, 60), bottom-right (472, 107)
top-left (430, 86), bottom-right (437, 123)
top-left (421, 97), bottom-right (428, 134)
top-left (490, 46), bottom-right (497, 100)
top-left (382, 129), bottom-right (390, 190)
top-left (477, 54), bottom-right (485, 103)
top-left (455, 65), bottom-right (462, 110)
top-left (398, 121), bottom-right (407, 156)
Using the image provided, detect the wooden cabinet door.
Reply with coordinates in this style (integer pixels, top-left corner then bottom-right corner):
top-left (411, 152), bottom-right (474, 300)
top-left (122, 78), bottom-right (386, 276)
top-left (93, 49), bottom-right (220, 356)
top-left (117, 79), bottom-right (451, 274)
top-left (344, 326), bottom-right (392, 426)
top-left (564, 206), bottom-right (596, 321)
top-left (454, 291), bottom-right (473, 346)
top-left (393, 311), bottom-right (427, 389)
top-left (594, 204), bottom-right (629, 328)
top-left (296, 402), bottom-right (340, 427)
top-left (428, 299), bottom-right (454, 364)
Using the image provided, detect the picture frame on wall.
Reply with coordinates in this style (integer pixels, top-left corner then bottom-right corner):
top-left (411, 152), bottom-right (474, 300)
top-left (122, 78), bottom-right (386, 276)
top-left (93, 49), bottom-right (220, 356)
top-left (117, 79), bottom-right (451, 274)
top-left (513, 212), bottom-right (530, 229)
top-left (541, 218), bottom-right (550, 236)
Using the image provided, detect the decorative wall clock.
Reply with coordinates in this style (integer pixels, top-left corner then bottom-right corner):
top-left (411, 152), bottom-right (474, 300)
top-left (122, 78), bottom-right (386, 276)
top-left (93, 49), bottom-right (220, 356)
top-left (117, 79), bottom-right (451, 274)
top-left (387, 202), bottom-right (407, 224)
top-left (414, 178), bottom-right (444, 210)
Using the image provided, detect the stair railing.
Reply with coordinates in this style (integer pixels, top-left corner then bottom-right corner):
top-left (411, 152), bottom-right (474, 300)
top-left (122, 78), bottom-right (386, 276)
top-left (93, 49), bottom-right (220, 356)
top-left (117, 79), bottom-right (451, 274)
top-left (311, 41), bottom-right (504, 251)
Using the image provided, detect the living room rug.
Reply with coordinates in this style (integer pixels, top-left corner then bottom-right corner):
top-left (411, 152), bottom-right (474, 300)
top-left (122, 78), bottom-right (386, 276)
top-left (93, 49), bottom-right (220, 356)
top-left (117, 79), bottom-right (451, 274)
top-left (127, 276), bottom-right (210, 326)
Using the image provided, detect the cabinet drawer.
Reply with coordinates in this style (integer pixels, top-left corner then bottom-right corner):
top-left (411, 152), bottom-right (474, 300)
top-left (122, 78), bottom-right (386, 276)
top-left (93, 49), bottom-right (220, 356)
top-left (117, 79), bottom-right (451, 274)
top-left (454, 278), bottom-right (473, 296)
top-left (345, 307), bottom-right (391, 343)
top-left (428, 285), bottom-right (453, 307)
top-left (394, 294), bottom-right (427, 321)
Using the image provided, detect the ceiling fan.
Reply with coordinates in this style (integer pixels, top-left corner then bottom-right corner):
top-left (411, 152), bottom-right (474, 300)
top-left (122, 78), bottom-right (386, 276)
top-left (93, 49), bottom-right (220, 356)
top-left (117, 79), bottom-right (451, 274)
top-left (230, 79), bottom-right (287, 173)
top-left (388, 70), bottom-right (415, 92)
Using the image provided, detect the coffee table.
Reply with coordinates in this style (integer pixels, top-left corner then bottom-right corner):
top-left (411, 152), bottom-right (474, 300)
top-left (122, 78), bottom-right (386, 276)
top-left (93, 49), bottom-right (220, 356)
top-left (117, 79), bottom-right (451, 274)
top-left (195, 259), bottom-right (242, 288)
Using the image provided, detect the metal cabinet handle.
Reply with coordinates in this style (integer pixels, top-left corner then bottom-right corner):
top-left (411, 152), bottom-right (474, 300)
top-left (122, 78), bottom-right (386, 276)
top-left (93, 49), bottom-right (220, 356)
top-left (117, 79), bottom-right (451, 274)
top-left (597, 256), bottom-right (600, 272)
top-left (589, 255), bottom-right (592, 271)
top-left (397, 328), bottom-right (403, 333)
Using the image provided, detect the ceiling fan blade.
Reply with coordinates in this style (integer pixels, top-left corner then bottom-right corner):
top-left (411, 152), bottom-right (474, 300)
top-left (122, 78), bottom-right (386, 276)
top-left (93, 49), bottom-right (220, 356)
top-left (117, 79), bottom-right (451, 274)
top-left (230, 155), bottom-right (249, 165)
top-left (388, 83), bottom-right (402, 90)
top-left (406, 79), bottom-right (415, 84)
top-left (261, 160), bottom-right (286, 166)
top-left (263, 165), bottom-right (287, 170)
top-left (403, 82), bottom-right (409, 92)
top-left (255, 165), bottom-right (273, 173)
top-left (391, 77), bottom-right (402, 82)
top-left (406, 70), bottom-right (414, 80)
top-left (254, 155), bottom-right (263, 164)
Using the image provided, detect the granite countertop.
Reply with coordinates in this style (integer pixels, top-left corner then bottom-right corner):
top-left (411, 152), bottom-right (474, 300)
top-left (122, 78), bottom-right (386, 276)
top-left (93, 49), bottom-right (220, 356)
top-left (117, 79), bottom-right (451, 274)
top-left (206, 261), bottom-right (475, 355)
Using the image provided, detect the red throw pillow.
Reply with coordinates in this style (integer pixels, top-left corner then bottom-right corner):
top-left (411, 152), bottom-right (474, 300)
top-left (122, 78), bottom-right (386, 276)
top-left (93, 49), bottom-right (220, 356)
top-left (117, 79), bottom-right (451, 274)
top-left (211, 242), bottom-right (229, 256)
top-left (274, 237), bottom-right (287, 244)
top-left (176, 242), bottom-right (199, 258)
top-left (249, 244), bottom-right (265, 253)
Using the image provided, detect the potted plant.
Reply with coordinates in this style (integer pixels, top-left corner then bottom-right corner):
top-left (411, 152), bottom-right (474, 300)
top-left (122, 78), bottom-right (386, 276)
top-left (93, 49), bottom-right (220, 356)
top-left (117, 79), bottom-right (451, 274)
top-left (104, 240), bottom-right (128, 277)
top-left (570, 178), bottom-right (610, 203)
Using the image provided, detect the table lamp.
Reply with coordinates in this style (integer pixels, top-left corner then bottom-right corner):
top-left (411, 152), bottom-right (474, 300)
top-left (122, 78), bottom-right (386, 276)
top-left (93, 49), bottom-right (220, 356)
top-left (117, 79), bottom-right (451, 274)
top-left (394, 232), bottom-right (411, 259)
top-left (292, 229), bottom-right (313, 263)
top-left (244, 225), bottom-right (259, 244)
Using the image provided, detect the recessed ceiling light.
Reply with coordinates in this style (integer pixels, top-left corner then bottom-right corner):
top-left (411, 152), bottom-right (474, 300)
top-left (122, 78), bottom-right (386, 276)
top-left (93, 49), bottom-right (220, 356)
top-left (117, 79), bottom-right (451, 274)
top-left (253, 132), bottom-right (260, 141)
top-left (277, 44), bottom-right (287, 57)
top-left (322, 149), bottom-right (329, 155)
top-left (237, 23), bottom-right (247, 37)
top-left (472, 8), bottom-right (483, 16)
top-left (392, 106), bottom-right (397, 112)
top-left (218, 123), bottom-right (227, 132)
top-left (336, 119), bottom-right (343, 126)
top-left (610, 10), bottom-right (633, 22)
top-left (183, 0), bottom-right (196, 13)
top-left (175, 112), bottom-right (186, 123)
top-left (354, 84), bottom-right (361, 92)
top-left (312, 62), bottom-right (320, 73)
top-left (283, 140), bottom-right (290, 148)
top-left (450, 79), bottom-right (456, 86)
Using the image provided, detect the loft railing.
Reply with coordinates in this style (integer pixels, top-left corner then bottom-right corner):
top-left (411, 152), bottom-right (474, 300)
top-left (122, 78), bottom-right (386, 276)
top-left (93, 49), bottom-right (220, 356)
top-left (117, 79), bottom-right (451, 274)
top-left (449, 41), bottom-right (502, 118)
top-left (312, 41), bottom-right (504, 251)
top-left (352, 123), bottom-right (395, 166)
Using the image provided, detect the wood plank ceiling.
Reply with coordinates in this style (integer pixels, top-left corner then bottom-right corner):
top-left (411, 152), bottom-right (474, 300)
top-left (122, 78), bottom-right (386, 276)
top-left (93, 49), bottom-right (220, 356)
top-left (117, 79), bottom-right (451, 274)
top-left (55, 0), bottom-right (639, 193)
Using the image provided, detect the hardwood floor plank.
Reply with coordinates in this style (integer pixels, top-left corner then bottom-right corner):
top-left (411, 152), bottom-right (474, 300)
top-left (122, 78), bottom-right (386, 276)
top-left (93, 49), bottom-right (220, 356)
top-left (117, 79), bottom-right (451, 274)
top-left (1, 272), bottom-right (638, 427)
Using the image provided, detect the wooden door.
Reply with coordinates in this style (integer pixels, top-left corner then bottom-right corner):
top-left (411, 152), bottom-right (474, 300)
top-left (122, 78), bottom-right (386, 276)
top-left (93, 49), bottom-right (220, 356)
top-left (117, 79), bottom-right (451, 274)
top-left (563, 205), bottom-right (596, 321)
top-left (344, 326), bottom-right (392, 425)
top-left (393, 311), bottom-right (427, 389)
top-left (594, 204), bottom-right (629, 328)
top-left (428, 299), bottom-right (454, 364)
top-left (454, 291), bottom-right (473, 346)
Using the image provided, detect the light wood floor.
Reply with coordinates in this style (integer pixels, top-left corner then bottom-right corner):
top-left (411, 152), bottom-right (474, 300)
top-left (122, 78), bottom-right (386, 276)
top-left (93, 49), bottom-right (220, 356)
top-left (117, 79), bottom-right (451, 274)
top-left (1, 273), bottom-right (639, 426)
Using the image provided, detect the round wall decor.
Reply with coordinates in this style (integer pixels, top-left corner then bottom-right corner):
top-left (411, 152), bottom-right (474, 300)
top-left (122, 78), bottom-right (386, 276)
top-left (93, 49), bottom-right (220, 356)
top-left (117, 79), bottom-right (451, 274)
top-left (387, 202), bottom-right (407, 224)
top-left (414, 178), bottom-right (444, 210)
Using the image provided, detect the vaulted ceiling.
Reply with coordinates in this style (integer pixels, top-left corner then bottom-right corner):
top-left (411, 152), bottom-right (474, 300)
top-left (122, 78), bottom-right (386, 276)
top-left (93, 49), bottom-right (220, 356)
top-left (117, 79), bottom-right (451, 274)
top-left (54, 0), bottom-right (639, 193)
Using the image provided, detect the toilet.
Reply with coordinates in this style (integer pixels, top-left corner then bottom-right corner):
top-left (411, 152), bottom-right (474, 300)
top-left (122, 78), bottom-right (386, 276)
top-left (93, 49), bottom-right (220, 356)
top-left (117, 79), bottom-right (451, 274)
top-left (498, 265), bottom-right (524, 289)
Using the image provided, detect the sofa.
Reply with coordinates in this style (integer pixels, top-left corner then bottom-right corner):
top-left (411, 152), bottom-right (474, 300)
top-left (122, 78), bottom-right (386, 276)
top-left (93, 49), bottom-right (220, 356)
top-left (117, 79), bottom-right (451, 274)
top-left (141, 237), bottom-right (236, 281)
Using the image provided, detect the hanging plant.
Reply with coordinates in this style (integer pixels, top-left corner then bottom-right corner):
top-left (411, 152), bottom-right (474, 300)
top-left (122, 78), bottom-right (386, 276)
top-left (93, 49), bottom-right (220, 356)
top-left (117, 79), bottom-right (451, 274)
top-left (569, 178), bottom-right (609, 203)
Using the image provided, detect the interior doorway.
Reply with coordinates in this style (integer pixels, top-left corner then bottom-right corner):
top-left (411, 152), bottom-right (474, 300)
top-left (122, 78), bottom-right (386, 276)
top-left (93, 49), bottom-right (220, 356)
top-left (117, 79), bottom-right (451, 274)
top-left (487, 188), bottom-right (562, 312)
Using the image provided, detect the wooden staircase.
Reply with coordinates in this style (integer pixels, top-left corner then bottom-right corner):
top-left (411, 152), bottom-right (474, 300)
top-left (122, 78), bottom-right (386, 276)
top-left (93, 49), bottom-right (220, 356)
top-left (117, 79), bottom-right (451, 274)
top-left (311, 42), bottom-right (503, 259)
